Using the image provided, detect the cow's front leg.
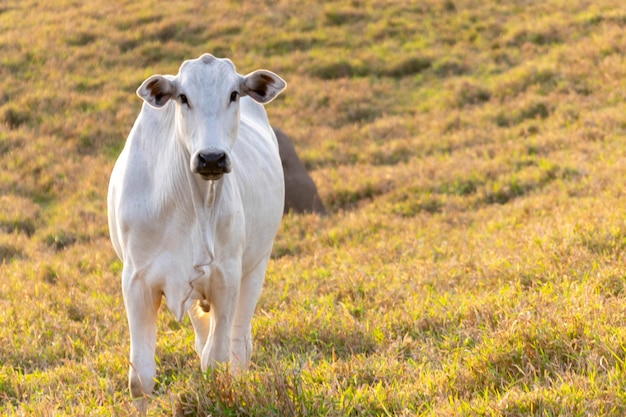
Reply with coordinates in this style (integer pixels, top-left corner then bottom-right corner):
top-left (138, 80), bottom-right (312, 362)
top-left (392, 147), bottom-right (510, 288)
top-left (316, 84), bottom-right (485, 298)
top-left (122, 268), bottom-right (161, 407)
top-left (231, 258), bottom-right (270, 370)
top-left (201, 265), bottom-right (240, 372)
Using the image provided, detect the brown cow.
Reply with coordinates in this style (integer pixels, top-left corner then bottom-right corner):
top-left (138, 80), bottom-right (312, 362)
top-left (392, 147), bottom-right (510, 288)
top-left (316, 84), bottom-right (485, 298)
top-left (274, 127), bottom-right (326, 215)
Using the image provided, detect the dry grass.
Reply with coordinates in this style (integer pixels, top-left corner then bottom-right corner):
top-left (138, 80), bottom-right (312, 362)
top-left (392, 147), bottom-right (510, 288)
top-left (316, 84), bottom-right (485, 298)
top-left (2, 0), bottom-right (626, 415)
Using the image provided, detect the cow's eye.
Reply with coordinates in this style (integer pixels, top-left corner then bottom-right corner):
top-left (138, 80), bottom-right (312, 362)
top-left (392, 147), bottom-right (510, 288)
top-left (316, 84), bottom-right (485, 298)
top-left (179, 94), bottom-right (189, 106)
top-left (230, 91), bottom-right (239, 103)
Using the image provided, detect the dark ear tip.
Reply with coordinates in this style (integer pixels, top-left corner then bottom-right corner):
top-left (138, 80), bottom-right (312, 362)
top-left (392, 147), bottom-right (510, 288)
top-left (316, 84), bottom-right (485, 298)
top-left (138, 75), bottom-right (175, 107)
top-left (147, 79), bottom-right (160, 90)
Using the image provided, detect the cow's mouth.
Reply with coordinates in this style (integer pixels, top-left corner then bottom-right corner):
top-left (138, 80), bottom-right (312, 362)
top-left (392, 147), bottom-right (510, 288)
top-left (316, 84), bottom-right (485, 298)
top-left (199, 173), bottom-right (224, 181)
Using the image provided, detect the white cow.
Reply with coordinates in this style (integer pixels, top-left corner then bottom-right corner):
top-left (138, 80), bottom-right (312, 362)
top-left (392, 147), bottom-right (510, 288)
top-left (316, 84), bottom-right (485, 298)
top-left (107, 53), bottom-right (286, 403)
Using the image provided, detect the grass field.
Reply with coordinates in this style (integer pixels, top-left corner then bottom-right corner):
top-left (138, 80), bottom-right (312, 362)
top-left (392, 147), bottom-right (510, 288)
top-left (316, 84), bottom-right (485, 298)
top-left (2, 0), bottom-right (626, 415)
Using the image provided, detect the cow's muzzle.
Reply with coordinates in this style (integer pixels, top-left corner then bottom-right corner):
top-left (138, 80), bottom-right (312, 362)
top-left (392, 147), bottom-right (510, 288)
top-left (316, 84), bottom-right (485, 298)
top-left (192, 150), bottom-right (232, 180)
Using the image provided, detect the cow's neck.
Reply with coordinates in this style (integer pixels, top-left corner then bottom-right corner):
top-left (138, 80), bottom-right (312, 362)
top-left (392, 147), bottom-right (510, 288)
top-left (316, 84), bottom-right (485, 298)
top-left (149, 110), bottom-right (224, 264)
top-left (186, 172), bottom-right (221, 261)
top-left (174, 140), bottom-right (229, 267)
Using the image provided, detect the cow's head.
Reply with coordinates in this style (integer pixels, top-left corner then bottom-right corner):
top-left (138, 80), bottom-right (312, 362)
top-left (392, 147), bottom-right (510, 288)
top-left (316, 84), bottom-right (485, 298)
top-left (137, 54), bottom-right (286, 181)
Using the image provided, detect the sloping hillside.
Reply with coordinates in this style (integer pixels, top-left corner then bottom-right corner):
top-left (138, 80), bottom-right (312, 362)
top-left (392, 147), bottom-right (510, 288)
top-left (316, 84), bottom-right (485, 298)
top-left (1, 0), bottom-right (626, 415)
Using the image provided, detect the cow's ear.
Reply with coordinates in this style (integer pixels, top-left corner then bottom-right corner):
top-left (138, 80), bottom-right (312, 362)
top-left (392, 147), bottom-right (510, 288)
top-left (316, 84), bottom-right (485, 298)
top-left (241, 70), bottom-right (286, 104)
top-left (137, 75), bottom-right (176, 108)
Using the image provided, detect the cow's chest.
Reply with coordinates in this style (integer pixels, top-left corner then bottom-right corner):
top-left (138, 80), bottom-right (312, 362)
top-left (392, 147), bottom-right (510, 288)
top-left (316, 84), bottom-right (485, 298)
top-left (129, 208), bottom-right (244, 320)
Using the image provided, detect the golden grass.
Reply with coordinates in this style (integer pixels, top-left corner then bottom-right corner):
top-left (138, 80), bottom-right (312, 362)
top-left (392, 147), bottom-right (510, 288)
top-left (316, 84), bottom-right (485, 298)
top-left (2, 0), bottom-right (626, 415)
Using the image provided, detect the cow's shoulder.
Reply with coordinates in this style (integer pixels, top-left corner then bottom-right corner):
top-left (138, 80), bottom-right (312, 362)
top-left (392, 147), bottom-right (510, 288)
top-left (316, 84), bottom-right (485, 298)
top-left (112, 106), bottom-right (184, 222)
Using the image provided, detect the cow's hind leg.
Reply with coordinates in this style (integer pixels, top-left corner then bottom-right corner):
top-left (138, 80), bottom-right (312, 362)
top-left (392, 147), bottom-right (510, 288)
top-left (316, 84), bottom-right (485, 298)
top-left (231, 258), bottom-right (270, 371)
top-left (122, 268), bottom-right (161, 409)
top-left (188, 300), bottom-right (211, 359)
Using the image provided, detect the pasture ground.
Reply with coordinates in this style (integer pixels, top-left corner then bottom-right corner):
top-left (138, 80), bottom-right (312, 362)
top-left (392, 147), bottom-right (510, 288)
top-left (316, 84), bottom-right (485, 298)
top-left (1, 0), bottom-right (626, 415)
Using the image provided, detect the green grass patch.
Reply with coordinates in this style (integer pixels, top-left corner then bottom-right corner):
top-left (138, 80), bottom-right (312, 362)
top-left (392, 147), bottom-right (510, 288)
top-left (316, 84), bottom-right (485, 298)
top-left (2, 0), bottom-right (626, 415)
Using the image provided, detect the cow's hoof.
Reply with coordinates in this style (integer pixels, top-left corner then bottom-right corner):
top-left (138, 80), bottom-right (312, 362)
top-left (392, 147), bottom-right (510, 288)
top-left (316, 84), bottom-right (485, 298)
top-left (132, 397), bottom-right (148, 415)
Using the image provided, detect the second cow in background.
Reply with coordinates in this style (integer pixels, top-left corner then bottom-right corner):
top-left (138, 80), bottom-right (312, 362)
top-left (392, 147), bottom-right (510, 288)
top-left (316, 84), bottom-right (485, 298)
top-left (274, 127), bottom-right (326, 215)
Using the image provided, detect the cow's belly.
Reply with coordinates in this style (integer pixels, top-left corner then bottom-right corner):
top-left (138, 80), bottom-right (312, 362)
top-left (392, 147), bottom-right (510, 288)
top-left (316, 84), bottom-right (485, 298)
top-left (241, 206), bottom-right (282, 276)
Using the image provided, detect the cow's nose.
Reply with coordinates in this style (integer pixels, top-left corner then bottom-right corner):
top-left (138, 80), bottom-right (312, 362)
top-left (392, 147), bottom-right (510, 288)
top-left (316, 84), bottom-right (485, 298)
top-left (198, 151), bottom-right (226, 170)
top-left (195, 151), bottom-right (231, 178)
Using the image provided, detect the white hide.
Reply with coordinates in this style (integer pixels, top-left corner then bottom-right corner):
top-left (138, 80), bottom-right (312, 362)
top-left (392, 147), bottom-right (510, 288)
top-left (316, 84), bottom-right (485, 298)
top-left (107, 54), bottom-right (285, 401)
